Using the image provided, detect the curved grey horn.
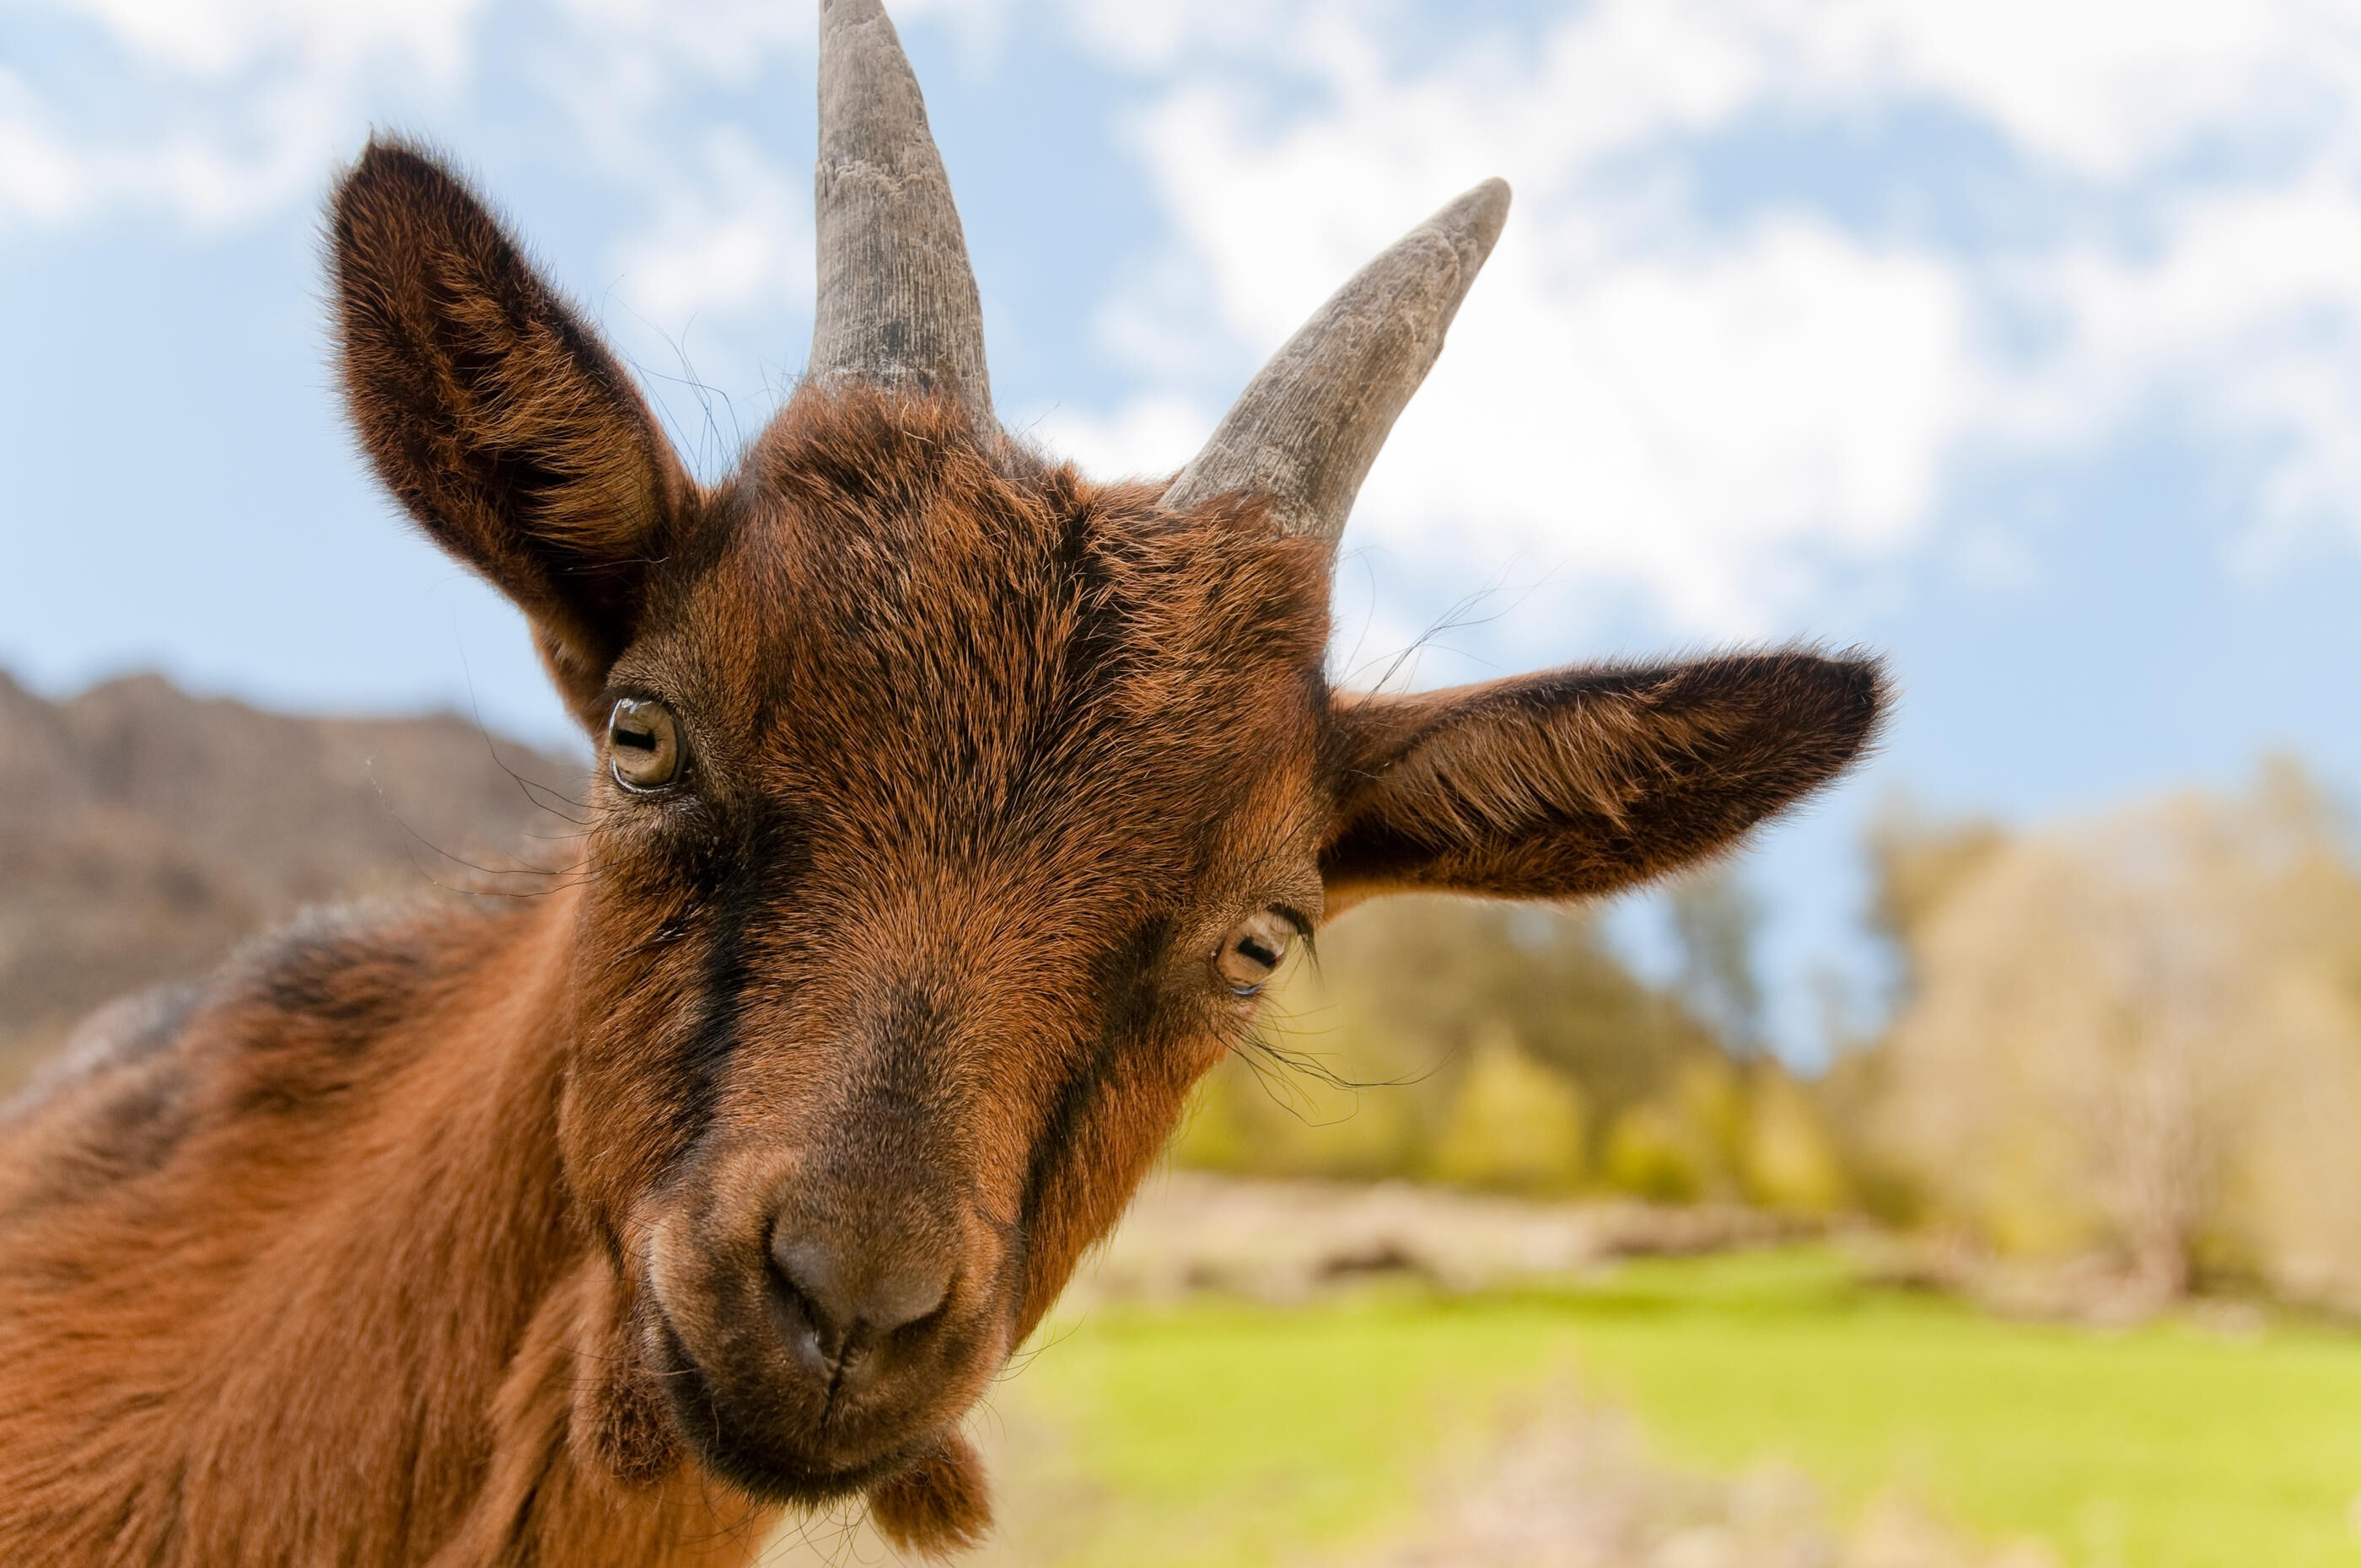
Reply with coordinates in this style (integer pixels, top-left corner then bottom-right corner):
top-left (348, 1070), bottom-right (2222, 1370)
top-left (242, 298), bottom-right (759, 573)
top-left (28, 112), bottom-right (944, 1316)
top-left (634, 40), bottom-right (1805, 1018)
top-left (806, 0), bottom-right (992, 427)
top-left (1164, 179), bottom-right (1510, 545)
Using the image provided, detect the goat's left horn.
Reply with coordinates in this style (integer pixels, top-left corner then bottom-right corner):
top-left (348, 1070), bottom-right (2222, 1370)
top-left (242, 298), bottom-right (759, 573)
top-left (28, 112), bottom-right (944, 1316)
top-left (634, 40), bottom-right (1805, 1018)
top-left (1163, 178), bottom-right (1510, 548)
top-left (805, 0), bottom-right (993, 428)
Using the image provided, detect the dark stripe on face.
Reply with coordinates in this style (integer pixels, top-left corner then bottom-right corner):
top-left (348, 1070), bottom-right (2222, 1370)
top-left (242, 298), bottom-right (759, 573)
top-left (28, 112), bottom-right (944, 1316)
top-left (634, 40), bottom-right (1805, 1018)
top-left (671, 808), bottom-right (802, 1146)
top-left (1014, 1044), bottom-right (1106, 1270)
top-left (1013, 915), bottom-right (1170, 1258)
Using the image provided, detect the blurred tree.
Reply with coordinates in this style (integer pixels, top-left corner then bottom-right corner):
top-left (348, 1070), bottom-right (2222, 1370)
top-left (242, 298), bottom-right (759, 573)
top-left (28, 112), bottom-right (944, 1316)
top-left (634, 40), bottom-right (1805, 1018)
top-left (1812, 1043), bottom-right (1923, 1226)
top-left (1598, 1057), bottom-right (1746, 1202)
top-left (1864, 802), bottom-right (2008, 998)
top-left (1424, 1024), bottom-right (1588, 1193)
top-left (1865, 763), bottom-right (2361, 1308)
top-left (1172, 895), bottom-right (1722, 1186)
top-left (1668, 866), bottom-right (1767, 1056)
top-left (1600, 1103), bottom-right (1711, 1202)
top-left (1740, 1061), bottom-right (1850, 1214)
top-left (1810, 801), bottom-right (2015, 1227)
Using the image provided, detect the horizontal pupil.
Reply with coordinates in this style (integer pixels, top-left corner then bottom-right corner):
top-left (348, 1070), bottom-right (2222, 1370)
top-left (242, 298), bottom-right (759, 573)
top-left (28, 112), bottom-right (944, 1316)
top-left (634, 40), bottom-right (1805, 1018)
top-left (614, 728), bottom-right (658, 751)
top-left (1237, 938), bottom-right (1279, 968)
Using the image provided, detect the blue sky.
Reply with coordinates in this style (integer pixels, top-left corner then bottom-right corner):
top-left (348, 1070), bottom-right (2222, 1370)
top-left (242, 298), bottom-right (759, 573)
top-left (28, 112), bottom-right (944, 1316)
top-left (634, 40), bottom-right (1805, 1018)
top-left (7, 0), bottom-right (2361, 1060)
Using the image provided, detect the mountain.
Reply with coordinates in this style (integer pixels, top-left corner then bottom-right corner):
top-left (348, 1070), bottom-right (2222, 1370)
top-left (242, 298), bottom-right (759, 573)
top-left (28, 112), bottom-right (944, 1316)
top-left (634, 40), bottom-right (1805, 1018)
top-left (0, 670), bottom-right (586, 1090)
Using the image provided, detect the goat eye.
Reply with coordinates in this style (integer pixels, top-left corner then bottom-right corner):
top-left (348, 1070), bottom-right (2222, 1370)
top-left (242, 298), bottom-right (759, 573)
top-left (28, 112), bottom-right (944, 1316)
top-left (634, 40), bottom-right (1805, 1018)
top-left (1213, 910), bottom-right (1295, 997)
top-left (608, 698), bottom-right (684, 791)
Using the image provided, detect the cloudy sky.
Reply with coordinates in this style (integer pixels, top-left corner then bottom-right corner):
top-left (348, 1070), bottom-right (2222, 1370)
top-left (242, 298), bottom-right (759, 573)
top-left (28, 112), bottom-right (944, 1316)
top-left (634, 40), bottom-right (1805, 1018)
top-left (8, 0), bottom-right (2361, 1056)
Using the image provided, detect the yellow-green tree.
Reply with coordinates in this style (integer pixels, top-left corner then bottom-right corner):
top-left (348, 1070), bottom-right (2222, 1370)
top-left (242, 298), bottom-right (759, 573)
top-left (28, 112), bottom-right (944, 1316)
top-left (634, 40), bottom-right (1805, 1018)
top-left (1424, 1025), bottom-right (1589, 1194)
top-left (1174, 894), bottom-right (1722, 1186)
top-left (1740, 1061), bottom-right (1849, 1214)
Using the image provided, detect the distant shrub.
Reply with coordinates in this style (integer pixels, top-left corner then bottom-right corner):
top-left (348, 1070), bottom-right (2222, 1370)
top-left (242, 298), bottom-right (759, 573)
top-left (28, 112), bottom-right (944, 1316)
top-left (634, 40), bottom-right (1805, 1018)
top-left (1423, 1028), bottom-right (1588, 1194)
top-left (1739, 1063), bottom-right (1849, 1214)
top-left (1161, 894), bottom-right (1881, 1217)
top-left (1600, 1102), bottom-right (1708, 1202)
top-left (1168, 1043), bottom-right (1423, 1183)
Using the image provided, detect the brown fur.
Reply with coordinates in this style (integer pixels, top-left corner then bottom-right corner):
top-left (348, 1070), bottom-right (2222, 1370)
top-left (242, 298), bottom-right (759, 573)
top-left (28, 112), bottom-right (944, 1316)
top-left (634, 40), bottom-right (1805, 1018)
top-left (868, 1432), bottom-right (992, 1558)
top-left (0, 138), bottom-right (1887, 1565)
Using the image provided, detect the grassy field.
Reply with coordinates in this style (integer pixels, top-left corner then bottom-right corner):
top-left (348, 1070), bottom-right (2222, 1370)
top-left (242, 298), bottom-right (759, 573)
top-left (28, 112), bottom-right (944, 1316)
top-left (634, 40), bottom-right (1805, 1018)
top-left (950, 1249), bottom-right (2361, 1568)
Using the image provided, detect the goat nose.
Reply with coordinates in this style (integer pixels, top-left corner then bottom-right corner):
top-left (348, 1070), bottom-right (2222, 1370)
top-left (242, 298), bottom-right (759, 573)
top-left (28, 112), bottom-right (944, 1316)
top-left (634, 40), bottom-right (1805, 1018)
top-left (768, 1231), bottom-right (951, 1363)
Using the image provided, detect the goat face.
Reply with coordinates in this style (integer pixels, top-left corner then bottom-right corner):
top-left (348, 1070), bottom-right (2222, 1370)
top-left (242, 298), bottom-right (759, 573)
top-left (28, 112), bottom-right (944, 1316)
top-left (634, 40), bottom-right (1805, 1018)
top-left (327, 0), bottom-right (1884, 1544)
top-left (557, 389), bottom-right (1336, 1502)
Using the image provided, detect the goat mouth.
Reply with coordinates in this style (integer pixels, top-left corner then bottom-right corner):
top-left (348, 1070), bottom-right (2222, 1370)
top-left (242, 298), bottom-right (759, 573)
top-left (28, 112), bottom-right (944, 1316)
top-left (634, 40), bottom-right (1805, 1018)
top-left (643, 1298), bottom-right (937, 1504)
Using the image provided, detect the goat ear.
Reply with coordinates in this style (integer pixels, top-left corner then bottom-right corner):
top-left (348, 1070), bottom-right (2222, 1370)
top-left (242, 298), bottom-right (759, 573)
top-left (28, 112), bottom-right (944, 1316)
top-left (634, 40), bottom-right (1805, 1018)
top-left (331, 139), bottom-right (688, 723)
top-left (1321, 651), bottom-right (1887, 907)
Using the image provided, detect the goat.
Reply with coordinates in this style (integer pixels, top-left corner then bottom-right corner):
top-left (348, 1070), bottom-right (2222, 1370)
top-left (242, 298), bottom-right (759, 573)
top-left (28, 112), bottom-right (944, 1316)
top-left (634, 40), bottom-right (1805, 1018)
top-left (0, 1), bottom-right (1885, 1562)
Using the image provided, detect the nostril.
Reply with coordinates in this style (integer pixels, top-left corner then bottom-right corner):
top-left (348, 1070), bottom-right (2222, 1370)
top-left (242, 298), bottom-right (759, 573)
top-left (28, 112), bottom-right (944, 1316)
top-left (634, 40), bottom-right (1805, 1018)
top-left (869, 1269), bottom-right (949, 1338)
top-left (769, 1235), bottom-right (855, 1358)
top-left (768, 1230), bottom-right (954, 1356)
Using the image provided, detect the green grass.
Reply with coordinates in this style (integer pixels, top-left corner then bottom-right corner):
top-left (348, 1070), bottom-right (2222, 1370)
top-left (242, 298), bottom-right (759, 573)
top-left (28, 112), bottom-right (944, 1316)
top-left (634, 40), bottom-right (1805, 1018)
top-left (985, 1249), bottom-right (2361, 1567)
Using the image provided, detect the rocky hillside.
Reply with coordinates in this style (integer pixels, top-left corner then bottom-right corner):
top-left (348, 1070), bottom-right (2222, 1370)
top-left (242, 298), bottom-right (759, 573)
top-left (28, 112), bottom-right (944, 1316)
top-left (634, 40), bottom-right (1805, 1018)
top-left (0, 669), bottom-right (585, 1087)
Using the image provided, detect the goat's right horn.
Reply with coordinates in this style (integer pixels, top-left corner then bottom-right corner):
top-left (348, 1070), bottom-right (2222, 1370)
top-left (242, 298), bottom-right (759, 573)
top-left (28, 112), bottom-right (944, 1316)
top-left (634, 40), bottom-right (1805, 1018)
top-left (1162, 179), bottom-right (1510, 548)
top-left (805, 0), bottom-right (993, 429)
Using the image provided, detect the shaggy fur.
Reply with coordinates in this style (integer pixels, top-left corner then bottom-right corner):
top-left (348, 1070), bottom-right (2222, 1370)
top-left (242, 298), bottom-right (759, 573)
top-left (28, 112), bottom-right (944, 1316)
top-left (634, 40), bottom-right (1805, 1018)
top-left (0, 140), bottom-right (1887, 1566)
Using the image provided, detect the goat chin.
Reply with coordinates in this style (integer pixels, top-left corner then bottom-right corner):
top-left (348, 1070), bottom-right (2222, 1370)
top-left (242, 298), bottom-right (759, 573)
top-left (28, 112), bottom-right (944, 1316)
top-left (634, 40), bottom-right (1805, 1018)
top-left (869, 1431), bottom-right (993, 1560)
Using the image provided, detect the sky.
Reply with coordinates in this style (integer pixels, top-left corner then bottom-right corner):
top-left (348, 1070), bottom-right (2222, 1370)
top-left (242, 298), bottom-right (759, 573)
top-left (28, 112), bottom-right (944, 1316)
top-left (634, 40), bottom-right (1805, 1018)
top-left (7, 0), bottom-right (2361, 1061)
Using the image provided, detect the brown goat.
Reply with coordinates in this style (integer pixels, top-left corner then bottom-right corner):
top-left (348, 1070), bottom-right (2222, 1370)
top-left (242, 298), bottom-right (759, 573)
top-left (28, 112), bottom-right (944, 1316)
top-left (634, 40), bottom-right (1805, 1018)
top-left (0, 1), bottom-right (1885, 1562)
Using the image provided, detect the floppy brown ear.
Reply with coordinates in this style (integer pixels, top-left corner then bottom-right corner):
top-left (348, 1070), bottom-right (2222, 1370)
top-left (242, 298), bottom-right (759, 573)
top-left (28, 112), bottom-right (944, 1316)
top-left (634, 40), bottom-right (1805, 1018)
top-left (1321, 650), bottom-right (1887, 907)
top-left (331, 138), bottom-right (689, 723)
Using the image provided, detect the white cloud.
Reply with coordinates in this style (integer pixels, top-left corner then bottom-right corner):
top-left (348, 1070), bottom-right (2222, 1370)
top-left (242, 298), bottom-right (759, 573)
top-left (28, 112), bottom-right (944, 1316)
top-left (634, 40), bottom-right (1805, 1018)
top-left (610, 127), bottom-right (811, 325)
top-left (1053, 0), bottom-right (2361, 639)
top-left (2001, 167), bottom-right (2361, 556)
top-left (1027, 392), bottom-right (1208, 485)
top-left (1356, 222), bottom-right (1971, 632)
top-left (0, 0), bottom-right (1010, 290)
top-left (19, 0), bottom-right (2361, 635)
top-left (42, 0), bottom-right (482, 76)
top-left (1056, 0), bottom-right (1283, 71)
top-left (0, 0), bottom-right (486, 229)
top-left (1777, 0), bottom-right (2341, 179)
top-left (1065, 0), bottom-right (1985, 634)
top-left (0, 81), bottom-right (346, 231)
top-left (0, 69), bottom-right (89, 224)
top-left (0, 0), bottom-right (1014, 227)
